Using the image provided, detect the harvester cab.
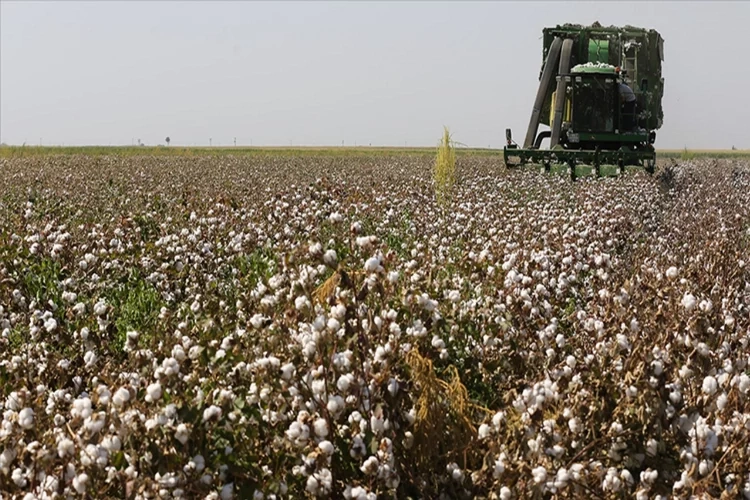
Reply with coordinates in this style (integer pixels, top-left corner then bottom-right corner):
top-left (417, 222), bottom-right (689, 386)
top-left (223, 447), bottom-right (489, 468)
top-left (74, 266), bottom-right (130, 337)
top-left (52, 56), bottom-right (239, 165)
top-left (504, 23), bottom-right (664, 178)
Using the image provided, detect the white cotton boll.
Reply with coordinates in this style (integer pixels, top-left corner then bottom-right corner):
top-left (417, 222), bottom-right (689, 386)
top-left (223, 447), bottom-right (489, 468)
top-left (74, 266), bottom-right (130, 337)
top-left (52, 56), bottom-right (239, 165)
top-left (220, 483), bottom-right (234, 500)
top-left (329, 212), bottom-right (343, 223)
top-left (145, 382), bottom-right (162, 403)
top-left (309, 242), bottom-right (323, 256)
top-left (83, 413), bottom-right (106, 434)
top-left (532, 466), bottom-right (547, 484)
top-left (172, 344), bottom-right (186, 362)
top-left (18, 408), bottom-right (34, 429)
top-left (337, 374), bottom-right (352, 392)
top-left (12, 468), bottom-right (27, 487)
top-left (699, 299), bottom-right (713, 313)
top-left (112, 387), bottom-right (130, 407)
top-left (313, 418), bottom-right (329, 437)
top-left (295, 296), bottom-right (309, 311)
top-left (331, 304), bottom-right (347, 320)
top-left (681, 293), bottom-right (697, 311)
top-left (175, 424), bottom-right (190, 445)
top-left (652, 360), bottom-right (663, 376)
top-left (360, 456), bottom-right (379, 475)
top-left (203, 405), bottom-right (222, 423)
top-left (280, 363), bottom-right (295, 381)
top-left (306, 475), bottom-right (319, 494)
top-left (739, 374), bottom-right (750, 394)
top-left (312, 379), bottom-right (326, 396)
top-left (492, 411), bottom-right (505, 428)
top-left (318, 440), bottom-right (334, 456)
top-left (451, 466), bottom-right (465, 483)
top-left (364, 257), bottom-right (381, 273)
top-left (44, 317), bottom-right (58, 332)
top-left (568, 417), bottom-right (581, 434)
top-left (327, 396), bottom-right (344, 415)
top-left (327, 318), bottom-right (341, 332)
top-left (323, 249), bottom-right (338, 266)
top-left (370, 415), bottom-right (384, 434)
top-left (666, 266), bottom-right (678, 280)
top-left (387, 271), bottom-right (399, 283)
top-left (478, 423), bottom-right (491, 439)
top-left (72, 473), bottom-right (89, 494)
top-left (499, 487), bottom-right (511, 500)
top-left (717, 393), bottom-right (728, 410)
top-left (702, 376), bottom-right (718, 396)
top-left (57, 438), bottom-right (75, 458)
top-left (83, 351), bottom-right (97, 369)
top-left (94, 301), bottom-right (108, 316)
top-left (387, 378), bottom-right (399, 397)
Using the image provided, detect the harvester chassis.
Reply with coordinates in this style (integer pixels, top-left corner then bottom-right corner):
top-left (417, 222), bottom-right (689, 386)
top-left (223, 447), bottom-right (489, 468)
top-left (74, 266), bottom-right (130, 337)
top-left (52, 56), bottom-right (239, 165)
top-left (503, 144), bottom-right (656, 179)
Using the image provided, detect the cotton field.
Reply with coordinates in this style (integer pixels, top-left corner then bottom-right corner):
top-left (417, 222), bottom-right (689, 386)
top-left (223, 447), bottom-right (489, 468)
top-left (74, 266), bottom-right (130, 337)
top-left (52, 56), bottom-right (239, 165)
top-left (1, 153), bottom-right (749, 499)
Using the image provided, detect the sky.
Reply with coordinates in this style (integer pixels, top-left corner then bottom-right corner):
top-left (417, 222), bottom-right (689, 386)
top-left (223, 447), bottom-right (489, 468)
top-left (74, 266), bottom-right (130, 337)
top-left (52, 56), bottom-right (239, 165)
top-left (1, 1), bottom-right (748, 150)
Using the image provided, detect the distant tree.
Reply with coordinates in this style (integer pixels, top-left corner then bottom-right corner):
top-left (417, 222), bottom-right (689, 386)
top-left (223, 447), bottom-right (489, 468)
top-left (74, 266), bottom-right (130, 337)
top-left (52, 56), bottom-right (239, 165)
top-left (166, 137), bottom-right (171, 146)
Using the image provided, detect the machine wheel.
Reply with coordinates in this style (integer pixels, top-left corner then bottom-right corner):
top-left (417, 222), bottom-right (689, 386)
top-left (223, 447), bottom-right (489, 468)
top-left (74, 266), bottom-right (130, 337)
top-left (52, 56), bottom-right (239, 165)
top-left (645, 159), bottom-right (655, 174)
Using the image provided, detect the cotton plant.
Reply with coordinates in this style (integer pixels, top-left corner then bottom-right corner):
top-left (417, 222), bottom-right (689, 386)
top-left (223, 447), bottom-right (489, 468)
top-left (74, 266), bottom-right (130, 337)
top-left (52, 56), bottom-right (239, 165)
top-left (0, 153), bottom-right (749, 498)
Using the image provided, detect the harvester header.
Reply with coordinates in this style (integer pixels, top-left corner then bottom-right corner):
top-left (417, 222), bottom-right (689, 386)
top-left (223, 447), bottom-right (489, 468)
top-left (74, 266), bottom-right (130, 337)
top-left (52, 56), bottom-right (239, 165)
top-left (504, 22), bottom-right (665, 178)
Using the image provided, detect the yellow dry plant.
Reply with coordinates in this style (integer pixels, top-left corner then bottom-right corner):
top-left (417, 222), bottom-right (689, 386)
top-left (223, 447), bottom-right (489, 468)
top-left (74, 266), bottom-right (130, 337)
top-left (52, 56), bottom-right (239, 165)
top-left (433, 127), bottom-right (457, 206)
top-left (405, 348), bottom-right (488, 467)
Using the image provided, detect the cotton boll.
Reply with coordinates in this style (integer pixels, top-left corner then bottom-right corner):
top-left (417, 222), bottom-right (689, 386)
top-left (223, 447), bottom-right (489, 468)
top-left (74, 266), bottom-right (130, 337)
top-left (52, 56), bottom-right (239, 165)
top-left (532, 466), bottom-right (547, 484)
top-left (717, 393), bottom-right (728, 410)
top-left (313, 418), bottom-right (329, 437)
top-left (478, 423), bottom-right (491, 439)
top-left (18, 408), bottom-right (34, 429)
top-left (323, 249), bottom-right (338, 266)
top-left (72, 473), bottom-right (89, 494)
top-left (220, 483), bottom-right (234, 500)
top-left (702, 376), bottom-right (718, 396)
top-left (145, 382), bottom-right (162, 403)
top-left (681, 294), bottom-right (697, 311)
top-left (112, 387), bottom-right (131, 407)
top-left (360, 456), bottom-right (379, 475)
top-left (318, 440), bottom-right (334, 456)
top-left (203, 405), bottom-right (222, 423)
top-left (364, 257), bottom-right (382, 273)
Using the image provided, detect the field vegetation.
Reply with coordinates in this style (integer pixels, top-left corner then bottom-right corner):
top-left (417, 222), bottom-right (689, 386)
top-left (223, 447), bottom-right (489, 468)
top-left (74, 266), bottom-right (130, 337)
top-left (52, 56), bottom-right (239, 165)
top-left (0, 151), bottom-right (749, 499)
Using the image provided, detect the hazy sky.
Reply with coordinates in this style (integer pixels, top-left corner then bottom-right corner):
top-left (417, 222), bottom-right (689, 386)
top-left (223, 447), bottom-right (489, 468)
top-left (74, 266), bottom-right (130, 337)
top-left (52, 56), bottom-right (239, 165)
top-left (1, 1), bottom-right (748, 149)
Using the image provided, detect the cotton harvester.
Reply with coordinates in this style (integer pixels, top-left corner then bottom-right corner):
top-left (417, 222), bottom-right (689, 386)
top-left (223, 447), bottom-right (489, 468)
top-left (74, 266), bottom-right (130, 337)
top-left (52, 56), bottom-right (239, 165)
top-left (504, 23), bottom-right (665, 178)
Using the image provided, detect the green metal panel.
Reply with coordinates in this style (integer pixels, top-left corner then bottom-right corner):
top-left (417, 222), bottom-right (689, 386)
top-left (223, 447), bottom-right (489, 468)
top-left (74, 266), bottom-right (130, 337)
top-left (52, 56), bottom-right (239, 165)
top-left (588, 39), bottom-right (609, 64)
top-left (539, 23), bottom-right (664, 131)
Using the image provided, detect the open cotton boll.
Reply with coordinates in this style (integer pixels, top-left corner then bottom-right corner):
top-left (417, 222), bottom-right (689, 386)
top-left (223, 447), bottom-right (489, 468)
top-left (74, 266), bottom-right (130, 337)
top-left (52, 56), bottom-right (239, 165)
top-left (532, 466), bottom-right (547, 484)
top-left (145, 382), bottom-right (162, 403)
top-left (318, 440), bottom-right (334, 455)
top-left (702, 376), bottom-right (718, 396)
top-left (681, 293), bottom-right (697, 311)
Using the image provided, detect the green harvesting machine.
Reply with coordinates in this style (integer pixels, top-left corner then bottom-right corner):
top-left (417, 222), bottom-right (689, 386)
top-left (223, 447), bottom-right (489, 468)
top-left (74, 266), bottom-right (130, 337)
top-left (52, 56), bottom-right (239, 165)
top-left (504, 22), bottom-right (665, 177)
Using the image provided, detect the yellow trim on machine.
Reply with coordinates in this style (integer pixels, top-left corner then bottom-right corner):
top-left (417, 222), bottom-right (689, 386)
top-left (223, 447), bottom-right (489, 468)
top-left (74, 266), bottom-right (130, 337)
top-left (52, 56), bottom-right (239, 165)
top-left (550, 91), bottom-right (572, 125)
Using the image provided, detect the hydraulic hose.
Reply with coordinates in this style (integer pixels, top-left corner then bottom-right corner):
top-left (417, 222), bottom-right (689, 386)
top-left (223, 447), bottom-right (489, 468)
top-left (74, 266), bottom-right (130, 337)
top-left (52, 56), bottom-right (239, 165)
top-left (549, 38), bottom-right (574, 147)
top-left (523, 37), bottom-right (563, 149)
